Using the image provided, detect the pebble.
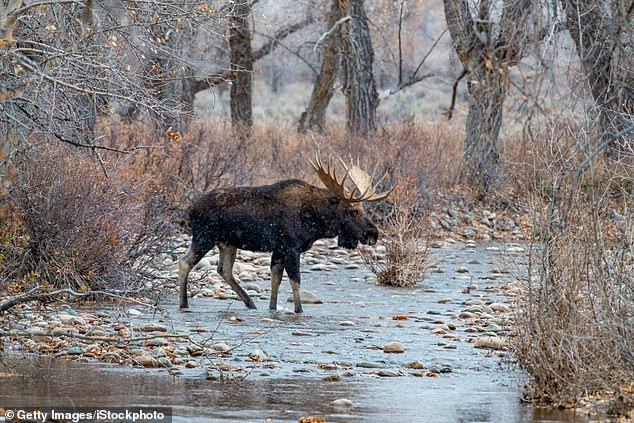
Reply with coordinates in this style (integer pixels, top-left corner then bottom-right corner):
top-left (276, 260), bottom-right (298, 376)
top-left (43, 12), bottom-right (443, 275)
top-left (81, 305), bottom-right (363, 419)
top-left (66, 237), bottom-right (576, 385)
top-left (145, 337), bottom-right (168, 346)
top-left (377, 369), bottom-right (401, 377)
top-left (242, 282), bottom-right (262, 293)
top-left (405, 361), bottom-right (424, 369)
top-left (287, 290), bottom-right (323, 304)
top-left (331, 398), bottom-right (354, 408)
top-left (356, 361), bottom-right (386, 369)
top-left (137, 355), bottom-right (160, 368)
top-left (489, 303), bottom-right (511, 313)
top-left (210, 342), bottom-right (232, 353)
top-left (474, 336), bottom-right (506, 350)
top-left (383, 341), bottom-right (405, 353)
top-left (138, 323), bottom-right (168, 332)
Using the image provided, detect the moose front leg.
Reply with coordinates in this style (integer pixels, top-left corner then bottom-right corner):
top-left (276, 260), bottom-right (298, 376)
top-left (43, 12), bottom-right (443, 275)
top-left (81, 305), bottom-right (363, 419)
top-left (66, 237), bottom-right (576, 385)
top-left (269, 252), bottom-right (284, 311)
top-left (284, 252), bottom-right (303, 313)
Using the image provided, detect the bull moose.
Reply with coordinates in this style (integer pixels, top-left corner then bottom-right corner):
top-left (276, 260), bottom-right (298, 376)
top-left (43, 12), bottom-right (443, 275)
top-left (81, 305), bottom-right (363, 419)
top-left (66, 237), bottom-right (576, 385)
top-left (178, 156), bottom-right (392, 313)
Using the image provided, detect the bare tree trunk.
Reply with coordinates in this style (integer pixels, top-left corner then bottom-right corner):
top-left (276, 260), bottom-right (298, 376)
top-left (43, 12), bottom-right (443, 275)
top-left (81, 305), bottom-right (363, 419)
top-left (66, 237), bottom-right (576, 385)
top-left (298, 1), bottom-right (342, 133)
top-left (229, 0), bottom-right (253, 133)
top-left (443, 0), bottom-right (531, 193)
top-left (563, 0), bottom-right (634, 155)
top-left (339, 0), bottom-right (379, 136)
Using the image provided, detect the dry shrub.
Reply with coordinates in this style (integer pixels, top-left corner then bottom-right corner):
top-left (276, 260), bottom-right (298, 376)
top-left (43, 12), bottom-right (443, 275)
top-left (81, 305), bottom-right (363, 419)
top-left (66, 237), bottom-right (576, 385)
top-left (513, 123), bottom-right (634, 408)
top-left (0, 146), bottom-right (174, 292)
top-left (361, 175), bottom-right (431, 287)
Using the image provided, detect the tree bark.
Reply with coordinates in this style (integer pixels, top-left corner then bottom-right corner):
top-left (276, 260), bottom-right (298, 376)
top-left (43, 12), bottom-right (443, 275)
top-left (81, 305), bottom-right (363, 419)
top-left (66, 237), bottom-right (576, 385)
top-left (339, 0), bottom-right (379, 136)
top-left (229, 0), bottom-right (253, 133)
top-left (298, 1), bottom-right (342, 133)
top-left (443, 0), bottom-right (531, 193)
top-left (563, 0), bottom-right (634, 155)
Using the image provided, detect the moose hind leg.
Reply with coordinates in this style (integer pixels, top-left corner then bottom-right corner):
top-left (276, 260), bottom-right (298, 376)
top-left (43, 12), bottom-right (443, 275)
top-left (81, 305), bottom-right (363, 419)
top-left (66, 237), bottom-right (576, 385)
top-left (218, 244), bottom-right (257, 309)
top-left (284, 252), bottom-right (303, 313)
top-left (178, 243), bottom-right (209, 309)
top-left (269, 252), bottom-right (284, 311)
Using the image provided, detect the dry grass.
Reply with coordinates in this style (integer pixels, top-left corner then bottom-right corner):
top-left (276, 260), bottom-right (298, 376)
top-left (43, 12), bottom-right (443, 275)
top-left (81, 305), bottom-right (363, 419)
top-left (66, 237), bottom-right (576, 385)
top-left (0, 146), bottom-right (174, 292)
top-left (360, 175), bottom-right (432, 287)
top-left (512, 122), bottom-right (634, 410)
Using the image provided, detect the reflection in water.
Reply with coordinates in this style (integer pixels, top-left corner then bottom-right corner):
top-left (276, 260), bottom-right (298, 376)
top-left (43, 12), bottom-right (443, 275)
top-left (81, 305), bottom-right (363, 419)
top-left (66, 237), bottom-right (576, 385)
top-left (0, 355), bottom-right (585, 423)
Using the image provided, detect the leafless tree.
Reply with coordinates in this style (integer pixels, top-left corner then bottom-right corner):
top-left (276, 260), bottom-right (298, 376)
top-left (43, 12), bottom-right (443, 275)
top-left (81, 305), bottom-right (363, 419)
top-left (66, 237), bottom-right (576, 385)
top-left (562, 0), bottom-right (633, 156)
top-left (443, 0), bottom-right (534, 193)
top-left (339, 0), bottom-right (379, 136)
top-left (0, 0), bottom-right (232, 161)
top-left (298, 1), bottom-right (342, 133)
top-left (228, 0), bottom-right (253, 133)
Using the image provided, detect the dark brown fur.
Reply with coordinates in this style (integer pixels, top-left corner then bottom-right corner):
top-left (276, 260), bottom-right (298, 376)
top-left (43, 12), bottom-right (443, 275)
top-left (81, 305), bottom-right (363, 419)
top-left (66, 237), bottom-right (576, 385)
top-left (178, 179), bottom-right (378, 313)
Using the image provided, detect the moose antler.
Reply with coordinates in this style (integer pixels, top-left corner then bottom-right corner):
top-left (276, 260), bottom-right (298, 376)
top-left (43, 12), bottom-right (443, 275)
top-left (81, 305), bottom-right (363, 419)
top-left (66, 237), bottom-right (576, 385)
top-left (310, 154), bottom-right (393, 203)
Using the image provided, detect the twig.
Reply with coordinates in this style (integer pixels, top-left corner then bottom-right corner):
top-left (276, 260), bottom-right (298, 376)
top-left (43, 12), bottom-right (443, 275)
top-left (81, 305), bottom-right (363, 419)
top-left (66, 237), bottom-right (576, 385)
top-left (444, 68), bottom-right (467, 120)
top-left (313, 16), bottom-right (351, 53)
top-left (380, 28), bottom-right (447, 99)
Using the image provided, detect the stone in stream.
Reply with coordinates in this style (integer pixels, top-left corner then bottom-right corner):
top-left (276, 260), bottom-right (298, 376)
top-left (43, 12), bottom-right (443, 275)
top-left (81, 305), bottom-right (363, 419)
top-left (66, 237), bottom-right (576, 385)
top-left (287, 290), bottom-right (323, 304)
top-left (145, 337), bottom-right (169, 346)
top-left (242, 282), bottom-right (262, 293)
top-left (377, 369), bottom-right (402, 377)
top-left (331, 398), bottom-right (354, 408)
top-left (356, 361), bottom-right (386, 369)
top-left (474, 336), bottom-right (506, 350)
top-left (383, 341), bottom-right (405, 353)
top-left (405, 361), bottom-right (425, 369)
top-left (209, 342), bottom-right (232, 353)
top-left (137, 355), bottom-right (160, 368)
top-left (138, 323), bottom-right (168, 332)
top-left (489, 302), bottom-right (511, 313)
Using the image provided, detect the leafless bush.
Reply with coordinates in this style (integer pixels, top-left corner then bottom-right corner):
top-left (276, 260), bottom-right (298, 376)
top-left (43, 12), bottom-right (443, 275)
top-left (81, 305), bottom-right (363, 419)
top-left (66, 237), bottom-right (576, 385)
top-left (513, 123), bottom-right (634, 408)
top-left (0, 146), bottom-right (174, 293)
top-left (361, 175), bottom-right (431, 287)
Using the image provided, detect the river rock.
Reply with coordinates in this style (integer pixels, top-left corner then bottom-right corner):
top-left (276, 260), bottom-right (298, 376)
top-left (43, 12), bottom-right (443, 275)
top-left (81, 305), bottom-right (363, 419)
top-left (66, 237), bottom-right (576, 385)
top-left (338, 321), bottom-right (356, 326)
top-left (383, 341), bottom-right (405, 353)
top-left (356, 361), bottom-right (386, 369)
top-left (331, 398), bottom-right (353, 408)
top-left (145, 337), bottom-right (168, 346)
top-left (210, 342), bottom-right (232, 353)
top-left (248, 349), bottom-right (269, 362)
top-left (137, 355), bottom-right (160, 368)
top-left (489, 303), bottom-right (511, 313)
top-left (242, 282), bottom-right (262, 293)
top-left (287, 290), bottom-right (322, 304)
top-left (58, 314), bottom-right (85, 325)
top-left (138, 323), bottom-right (168, 332)
top-left (456, 267), bottom-right (469, 273)
top-left (405, 361), bottom-right (424, 369)
top-left (474, 336), bottom-right (506, 350)
top-left (377, 369), bottom-right (401, 377)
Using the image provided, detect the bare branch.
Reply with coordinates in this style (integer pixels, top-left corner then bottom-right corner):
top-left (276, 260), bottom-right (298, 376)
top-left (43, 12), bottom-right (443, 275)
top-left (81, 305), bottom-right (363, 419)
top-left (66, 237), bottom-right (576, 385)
top-left (443, 68), bottom-right (467, 120)
top-left (313, 15), bottom-right (351, 53)
top-left (380, 28), bottom-right (446, 99)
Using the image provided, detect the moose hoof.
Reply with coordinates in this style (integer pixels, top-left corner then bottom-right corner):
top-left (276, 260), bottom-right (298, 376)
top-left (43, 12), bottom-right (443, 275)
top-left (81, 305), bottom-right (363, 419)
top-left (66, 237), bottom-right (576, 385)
top-left (246, 302), bottom-right (257, 310)
top-left (179, 307), bottom-right (192, 313)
